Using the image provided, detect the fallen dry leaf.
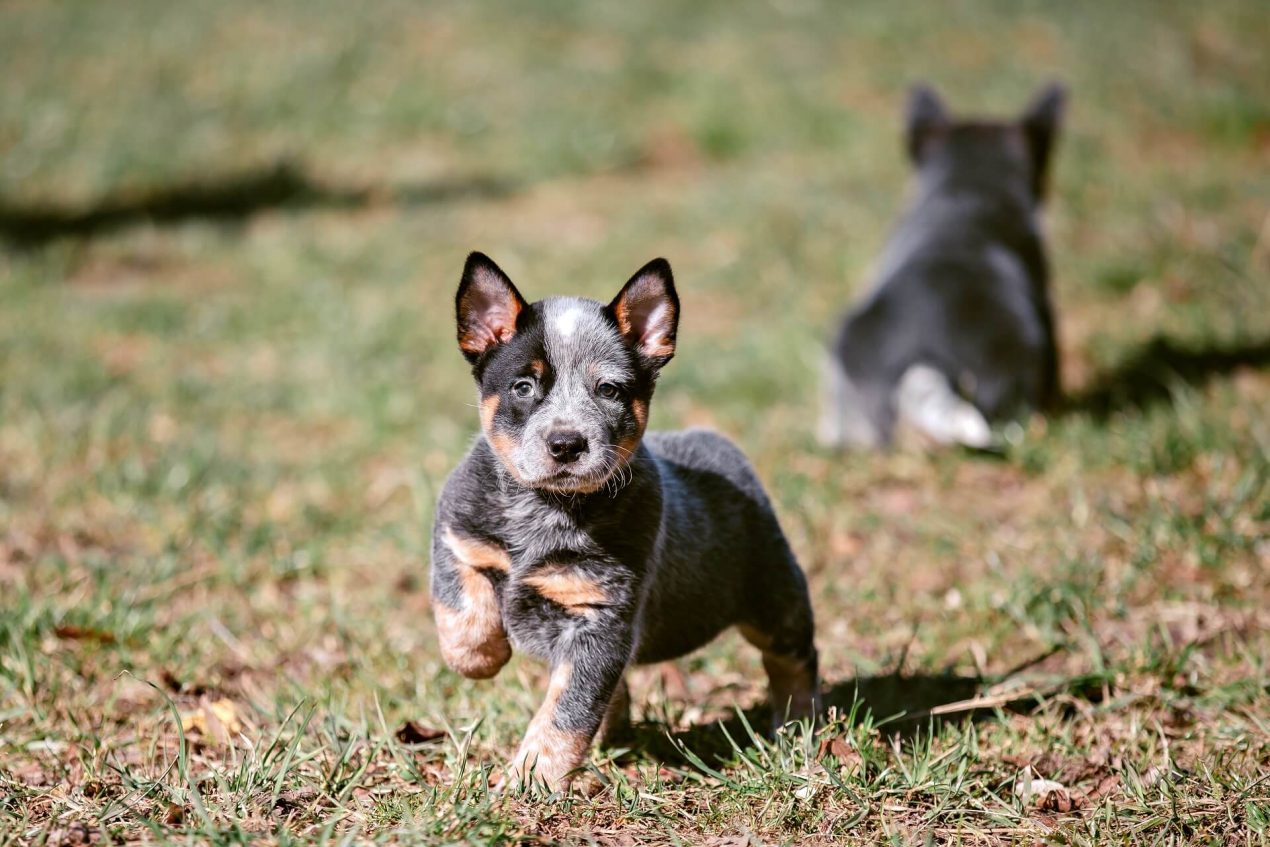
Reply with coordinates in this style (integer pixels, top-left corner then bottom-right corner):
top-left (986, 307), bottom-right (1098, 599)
top-left (1084, 772), bottom-right (1121, 804)
top-left (272, 787), bottom-right (320, 818)
top-left (816, 734), bottom-right (858, 764)
top-left (47, 822), bottom-right (99, 846)
top-left (395, 720), bottom-right (445, 745)
top-left (54, 625), bottom-right (116, 644)
top-left (1015, 767), bottom-right (1076, 812)
top-left (704, 834), bottom-right (767, 847)
top-left (181, 697), bottom-right (243, 747)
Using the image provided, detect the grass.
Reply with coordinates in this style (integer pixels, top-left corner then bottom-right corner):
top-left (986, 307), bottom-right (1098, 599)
top-left (1, 0), bottom-right (1268, 843)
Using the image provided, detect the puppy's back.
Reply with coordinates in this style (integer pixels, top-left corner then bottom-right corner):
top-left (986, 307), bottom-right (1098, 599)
top-left (645, 428), bottom-right (770, 504)
top-left (633, 429), bottom-right (800, 663)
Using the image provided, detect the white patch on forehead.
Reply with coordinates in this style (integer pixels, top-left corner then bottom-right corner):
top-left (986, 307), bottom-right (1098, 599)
top-left (542, 297), bottom-right (630, 381)
top-left (554, 307), bottom-right (583, 338)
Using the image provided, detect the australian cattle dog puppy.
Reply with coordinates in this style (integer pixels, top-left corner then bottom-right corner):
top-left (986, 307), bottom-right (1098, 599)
top-left (820, 83), bottom-right (1066, 449)
top-left (431, 253), bottom-right (820, 790)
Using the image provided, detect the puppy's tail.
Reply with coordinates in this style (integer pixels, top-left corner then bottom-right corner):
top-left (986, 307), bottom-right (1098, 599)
top-left (895, 364), bottom-right (995, 448)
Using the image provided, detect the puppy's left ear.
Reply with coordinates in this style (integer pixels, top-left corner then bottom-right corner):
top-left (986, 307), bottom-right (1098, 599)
top-left (1020, 82), bottom-right (1066, 201)
top-left (906, 84), bottom-right (949, 164)
top-left (609, 258), bottom-right (679, 370)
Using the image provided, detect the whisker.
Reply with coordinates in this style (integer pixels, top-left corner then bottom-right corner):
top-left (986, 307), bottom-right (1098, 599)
top-left (594, 442), bottom-right (637, 497)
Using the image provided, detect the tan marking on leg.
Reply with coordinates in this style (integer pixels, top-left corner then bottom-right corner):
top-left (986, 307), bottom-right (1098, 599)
top-left (443, 528), bottom-right (511, 574)
top-left (509, 662), bottom-right (592, 790)
top-left (762, 652), bottom-right (819, 727)
top-left (434, 528), bottom-right (512, 679)
top-left (523, 566), bottom-right (608, 613)
top-left (738, 625), bottom-right (820, 729)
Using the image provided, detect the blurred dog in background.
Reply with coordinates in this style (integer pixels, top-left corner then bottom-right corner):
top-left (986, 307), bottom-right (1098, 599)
top-left (820, 83), bottom-right (1066, 449)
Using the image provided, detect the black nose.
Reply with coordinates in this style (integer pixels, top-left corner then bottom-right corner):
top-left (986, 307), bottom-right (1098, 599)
top-left (546, 430), bottom-right (588, 463)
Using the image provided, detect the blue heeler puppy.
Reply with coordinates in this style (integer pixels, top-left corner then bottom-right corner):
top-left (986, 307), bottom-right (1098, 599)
top-left (432, 253), bottom-right (820, 790)
top-left (819, 83), bottom-right (1066, 449)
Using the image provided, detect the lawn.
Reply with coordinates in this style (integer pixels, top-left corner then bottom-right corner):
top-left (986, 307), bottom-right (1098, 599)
top-left (1, 1), bottom-right (1268, 844)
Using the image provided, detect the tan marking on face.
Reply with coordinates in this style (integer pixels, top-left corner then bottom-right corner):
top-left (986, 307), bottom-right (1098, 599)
top-left (530, 359), bottom-right (546, 378)
top-left (611, 398), bottom-right (648, 469)
top-left (523, 566), bottom-right (608, 613)
top-left (484, 427), bottom-right (530, 485)
top-left (433, 528), bottom-right (512, 679)
top-left (614, 434), bottom-right (641, 469)
top-left (480, 393), bottom-right (526, 480)
top-left (631, 398), bottom-right (648, 431)
top-left (536, 474), bottom-right (608, 495)
top-left (508, 662), bottom-right (592, 790)
top-left (480, 393), bottom-right (499, 432)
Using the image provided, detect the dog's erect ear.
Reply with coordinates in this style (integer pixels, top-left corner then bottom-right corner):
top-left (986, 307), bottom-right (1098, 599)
top-left (1020, 82), bottom-right (1066, 201)
top-left (455, 252), bottom-right (528, 364)
top-left (905, 84), bottom-right (949, 164)
top-left (608, 258), bottom-right (678, 370)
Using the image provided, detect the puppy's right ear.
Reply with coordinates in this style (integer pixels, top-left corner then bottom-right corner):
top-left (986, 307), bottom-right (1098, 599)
top-left (455, 252), bottom-right (528, 364)
top-left (1020, 82), bottom-right (1067, 201)
top-left (905, 84), bottom-right (948, 164)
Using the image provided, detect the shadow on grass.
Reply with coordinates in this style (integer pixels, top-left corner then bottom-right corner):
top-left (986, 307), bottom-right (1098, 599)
top-left (621, 670), bottom-right (1107, 768)
top-left (0, 159), bottom-right (515, 248)
top-left (620, 673), bottom-right (980, 767)
top-left (1064, 335), bottom-right (1270, 419)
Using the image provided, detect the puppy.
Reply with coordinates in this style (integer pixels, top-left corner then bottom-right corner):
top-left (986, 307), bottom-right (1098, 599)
top-left (431, 253), bottom-right (820, 790)
top-left (819, 83), bottom-right (1066, 449)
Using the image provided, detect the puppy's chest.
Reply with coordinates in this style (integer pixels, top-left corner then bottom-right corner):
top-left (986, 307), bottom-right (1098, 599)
top-left (489, 492), bottom-right (647, 619)
top-left (495, 493), bottom-right (593, 566)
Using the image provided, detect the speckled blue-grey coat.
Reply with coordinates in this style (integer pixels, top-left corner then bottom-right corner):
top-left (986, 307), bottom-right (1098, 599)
top-left (431, 253), bottom-right (820, 790)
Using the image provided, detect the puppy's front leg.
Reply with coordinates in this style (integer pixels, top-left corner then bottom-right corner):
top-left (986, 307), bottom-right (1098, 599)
top-left (508, 566), bottom-right (635, 790)
top-left (430, 525), bottom-right (512, 679)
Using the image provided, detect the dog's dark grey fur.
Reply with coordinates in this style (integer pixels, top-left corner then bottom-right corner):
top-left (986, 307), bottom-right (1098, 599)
top-left (819, 83), bottom-right (1066, 449)
top-left (431, 253), bottom-right (819, 790)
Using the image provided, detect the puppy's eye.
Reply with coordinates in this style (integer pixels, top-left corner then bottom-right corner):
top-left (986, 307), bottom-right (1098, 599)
top-left (596, 382), bottom-right (620, 400)
top-left (511, 379), bottom-right (535, 399)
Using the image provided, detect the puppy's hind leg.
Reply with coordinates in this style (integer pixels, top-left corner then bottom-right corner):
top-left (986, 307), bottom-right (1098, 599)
top-left (739, 594), bottom-right (821, 734)
top-left (816, 353), bottom-right (850, 448)
top-left (817, 353), bottom-right (881, 449)
top-left (895, 364), bottom-right (994, 448)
